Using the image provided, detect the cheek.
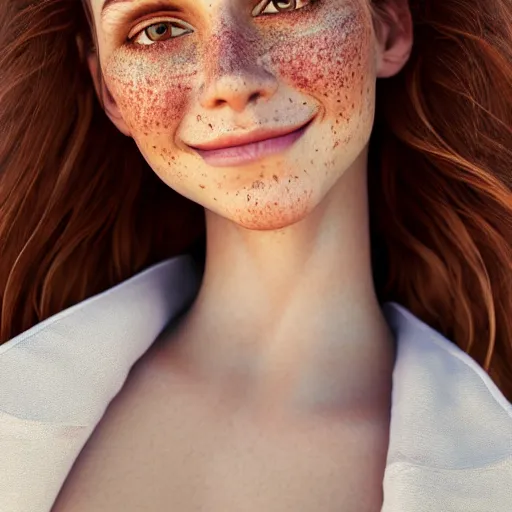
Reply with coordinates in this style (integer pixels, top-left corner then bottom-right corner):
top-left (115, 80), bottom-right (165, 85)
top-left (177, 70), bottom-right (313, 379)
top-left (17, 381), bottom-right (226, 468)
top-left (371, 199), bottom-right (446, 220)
top-left (103, 43), bottom-right (197, 135)
top-left (268, 4), bottom-right (373, 122)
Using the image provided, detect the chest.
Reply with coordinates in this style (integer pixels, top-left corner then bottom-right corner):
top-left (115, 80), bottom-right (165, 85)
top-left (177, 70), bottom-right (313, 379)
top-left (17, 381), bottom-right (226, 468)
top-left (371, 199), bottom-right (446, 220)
top-left (51, 366), bottom-right (390, 512)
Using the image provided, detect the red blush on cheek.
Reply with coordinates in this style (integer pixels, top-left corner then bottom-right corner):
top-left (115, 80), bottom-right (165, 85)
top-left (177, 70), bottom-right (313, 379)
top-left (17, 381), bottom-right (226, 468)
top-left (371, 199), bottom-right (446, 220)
top-left (268, 6), bottom-right (372, 117)
top-left (104, 44), bottom-right (197, 134)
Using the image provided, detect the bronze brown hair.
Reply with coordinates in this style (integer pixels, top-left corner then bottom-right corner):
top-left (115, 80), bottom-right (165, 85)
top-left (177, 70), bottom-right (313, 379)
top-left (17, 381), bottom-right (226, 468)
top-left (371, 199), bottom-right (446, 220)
top-left (1, 0), bottom-right (511, 400)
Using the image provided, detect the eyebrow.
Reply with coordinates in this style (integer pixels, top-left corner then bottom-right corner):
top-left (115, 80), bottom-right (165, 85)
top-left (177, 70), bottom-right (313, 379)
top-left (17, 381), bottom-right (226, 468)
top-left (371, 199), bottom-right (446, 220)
top-left (102, 0), bottom-right (130, 16)
top-left (101, 0), bottom-right (184, 21)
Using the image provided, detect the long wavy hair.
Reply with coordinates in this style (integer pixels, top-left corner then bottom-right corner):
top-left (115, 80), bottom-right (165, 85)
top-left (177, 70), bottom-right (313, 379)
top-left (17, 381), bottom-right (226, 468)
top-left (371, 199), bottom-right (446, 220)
top-left (1, 0), bottom-right (511, 400)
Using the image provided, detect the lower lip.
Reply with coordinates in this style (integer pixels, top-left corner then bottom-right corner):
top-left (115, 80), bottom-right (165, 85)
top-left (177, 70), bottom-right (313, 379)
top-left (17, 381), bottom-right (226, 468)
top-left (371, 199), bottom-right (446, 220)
top-left (193, 122), bottom-right (311, 168)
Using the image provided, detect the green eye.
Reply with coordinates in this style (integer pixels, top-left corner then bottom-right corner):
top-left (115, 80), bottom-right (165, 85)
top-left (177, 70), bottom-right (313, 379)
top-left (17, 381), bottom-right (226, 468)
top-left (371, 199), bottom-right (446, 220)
top-left (252, 0), bottom-right (311, 16)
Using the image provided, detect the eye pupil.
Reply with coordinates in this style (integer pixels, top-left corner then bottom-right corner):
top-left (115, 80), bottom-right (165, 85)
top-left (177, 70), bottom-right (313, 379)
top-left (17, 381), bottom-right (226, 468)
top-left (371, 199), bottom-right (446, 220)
top-left (272, 0), bottom-right (297, 11)
top-left (146, 22), bottom-right (171, 41)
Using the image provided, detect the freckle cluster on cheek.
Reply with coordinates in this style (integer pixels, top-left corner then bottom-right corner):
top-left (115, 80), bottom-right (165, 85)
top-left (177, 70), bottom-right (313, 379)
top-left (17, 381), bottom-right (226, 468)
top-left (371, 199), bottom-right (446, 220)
top-left (267, 2), bottom-right (373, 125)
top-left (104, 42), bottom-right (198, 133)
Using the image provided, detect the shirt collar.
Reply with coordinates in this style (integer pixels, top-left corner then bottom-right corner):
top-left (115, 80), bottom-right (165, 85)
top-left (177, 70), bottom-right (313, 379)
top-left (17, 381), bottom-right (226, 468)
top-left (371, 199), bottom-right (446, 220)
top-left (381, 303), bottom-right (512, 511)
top-left (1, 254), bottom-right (511, 511)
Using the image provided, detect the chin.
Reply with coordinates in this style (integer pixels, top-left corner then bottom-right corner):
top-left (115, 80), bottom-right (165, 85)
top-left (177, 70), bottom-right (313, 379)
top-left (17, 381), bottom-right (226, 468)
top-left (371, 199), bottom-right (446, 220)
top-left (215, 194), bottom-right (316, 231)
top-left (234, 215), bottom-right (310, 231)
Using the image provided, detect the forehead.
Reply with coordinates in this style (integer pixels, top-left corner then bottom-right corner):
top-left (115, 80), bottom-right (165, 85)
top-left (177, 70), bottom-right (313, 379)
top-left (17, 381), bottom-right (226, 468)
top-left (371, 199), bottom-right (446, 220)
top-left (88, 0), bottom-right (337, 22)
top-left (90, 0), bottom-right (258, 13)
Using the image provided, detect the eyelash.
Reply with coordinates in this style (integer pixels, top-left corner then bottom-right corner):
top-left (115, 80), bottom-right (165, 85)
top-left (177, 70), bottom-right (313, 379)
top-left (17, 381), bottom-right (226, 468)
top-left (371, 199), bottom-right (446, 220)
top-left (128, 17), bottom-right (192, 46)
top-left (127, 0), bottom-right (315, 47)
top-left (252, 0), bottom-right (312, 16)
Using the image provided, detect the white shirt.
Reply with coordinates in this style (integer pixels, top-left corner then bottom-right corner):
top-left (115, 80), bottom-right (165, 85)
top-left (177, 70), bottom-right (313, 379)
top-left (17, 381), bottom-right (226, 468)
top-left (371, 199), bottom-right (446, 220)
top-left (0, 254), bottom-right (511, 512)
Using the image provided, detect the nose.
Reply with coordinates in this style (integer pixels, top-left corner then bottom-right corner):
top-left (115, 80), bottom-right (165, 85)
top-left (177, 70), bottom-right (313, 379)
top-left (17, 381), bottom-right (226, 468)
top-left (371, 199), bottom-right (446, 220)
top-left (200, 72), bottom-right (278, 112)
top-left (199, 26), bottom-right (278, 112)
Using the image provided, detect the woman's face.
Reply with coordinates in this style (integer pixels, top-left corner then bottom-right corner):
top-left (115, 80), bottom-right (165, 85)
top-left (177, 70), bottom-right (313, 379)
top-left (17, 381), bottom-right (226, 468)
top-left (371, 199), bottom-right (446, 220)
top-left (87, 0), bottom-right (382, 229)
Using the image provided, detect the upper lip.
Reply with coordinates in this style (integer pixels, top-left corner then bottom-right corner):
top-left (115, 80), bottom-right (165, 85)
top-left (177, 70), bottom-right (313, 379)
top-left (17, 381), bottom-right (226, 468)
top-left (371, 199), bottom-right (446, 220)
top-left (188, 118), bottom-right (314, 152)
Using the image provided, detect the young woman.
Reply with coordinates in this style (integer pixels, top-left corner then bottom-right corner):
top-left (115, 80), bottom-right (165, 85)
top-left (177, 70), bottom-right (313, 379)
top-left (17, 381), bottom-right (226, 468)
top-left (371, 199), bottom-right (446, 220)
top-left (0, 0), bottom-right (511, 511)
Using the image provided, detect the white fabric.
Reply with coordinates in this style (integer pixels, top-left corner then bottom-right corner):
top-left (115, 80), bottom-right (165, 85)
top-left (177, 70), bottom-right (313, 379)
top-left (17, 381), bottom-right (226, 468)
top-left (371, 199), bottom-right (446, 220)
top-left (0, 254), bottom-right (510, 511)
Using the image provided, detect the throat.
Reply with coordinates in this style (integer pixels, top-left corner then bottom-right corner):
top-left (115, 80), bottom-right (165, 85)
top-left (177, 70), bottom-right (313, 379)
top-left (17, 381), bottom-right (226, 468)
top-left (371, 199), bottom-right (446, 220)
top-left (155, 317), bottom-right (396, 420)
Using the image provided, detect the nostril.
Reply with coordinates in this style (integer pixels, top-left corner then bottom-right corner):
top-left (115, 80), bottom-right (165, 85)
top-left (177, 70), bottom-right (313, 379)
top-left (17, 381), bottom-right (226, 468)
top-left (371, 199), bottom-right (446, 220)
top-left (209, 91), bottom-right (261, 109)
top-left (199, 71), bottom-right (278, 111)
top-left (248, 92), bottom-right (260, 103)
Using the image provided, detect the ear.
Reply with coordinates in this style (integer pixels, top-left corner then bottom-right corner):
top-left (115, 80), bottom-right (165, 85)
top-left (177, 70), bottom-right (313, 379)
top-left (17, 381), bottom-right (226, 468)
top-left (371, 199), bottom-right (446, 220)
top-left (79, 37), bottom-right (132, 137)
top-left (373, 0), bottom-right (414, 78)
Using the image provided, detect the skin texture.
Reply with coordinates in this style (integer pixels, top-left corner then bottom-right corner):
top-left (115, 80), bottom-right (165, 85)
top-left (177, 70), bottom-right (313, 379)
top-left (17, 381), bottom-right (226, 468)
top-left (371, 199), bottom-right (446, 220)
top-left (95, 0), bottom-right (375, 230)
top-left (87, 0), bottom-right (413, 412)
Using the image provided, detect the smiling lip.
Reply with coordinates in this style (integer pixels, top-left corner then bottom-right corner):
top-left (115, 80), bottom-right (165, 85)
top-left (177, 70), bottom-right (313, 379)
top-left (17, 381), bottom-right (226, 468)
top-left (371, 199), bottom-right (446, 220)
top-left (188, 119), bottom-right (314, 167)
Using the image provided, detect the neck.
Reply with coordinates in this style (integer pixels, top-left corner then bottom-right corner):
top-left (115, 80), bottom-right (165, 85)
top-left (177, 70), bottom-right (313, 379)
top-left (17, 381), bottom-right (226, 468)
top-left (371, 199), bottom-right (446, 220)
top-left (166, 150), bottom-right (395, 416)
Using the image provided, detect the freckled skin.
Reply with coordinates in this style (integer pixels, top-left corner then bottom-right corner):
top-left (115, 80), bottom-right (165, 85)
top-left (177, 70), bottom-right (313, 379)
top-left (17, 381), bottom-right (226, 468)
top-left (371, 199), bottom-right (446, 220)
top-left (106, 38), bottom-right (197, 128)
top-left (102, 0), bottom-right (376, 230)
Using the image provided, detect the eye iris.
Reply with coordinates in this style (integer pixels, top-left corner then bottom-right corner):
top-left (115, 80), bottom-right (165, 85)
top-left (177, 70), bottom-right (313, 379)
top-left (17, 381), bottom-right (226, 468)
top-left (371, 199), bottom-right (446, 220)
top-left (272, 0), bottom-right (297, 11)
top-left (146, 22), bottom-right (172, 42)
